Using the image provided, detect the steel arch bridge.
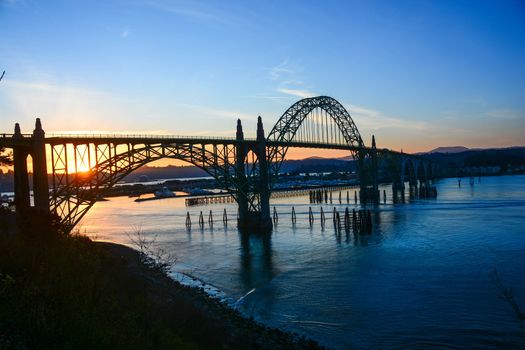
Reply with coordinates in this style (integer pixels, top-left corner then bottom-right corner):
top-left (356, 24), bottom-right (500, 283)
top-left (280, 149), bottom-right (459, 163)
top-left (1, 96), bottom-right (443, 231)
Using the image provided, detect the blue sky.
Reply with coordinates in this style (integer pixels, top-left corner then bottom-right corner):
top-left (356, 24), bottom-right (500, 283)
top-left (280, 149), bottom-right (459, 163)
top-left (1, 0), bottom-right (524, 153)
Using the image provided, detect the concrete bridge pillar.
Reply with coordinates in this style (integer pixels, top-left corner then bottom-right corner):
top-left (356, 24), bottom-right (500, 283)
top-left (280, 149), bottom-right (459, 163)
top-left (32, 118), bottom-right (49, 214)
top-left (236, 117), bottom-right (272, 232)
top-left (392, 160), bottom-right (405, 203)
top-left (255, 116), bottom-right (272, 230)
top-left (235, 119), bottom-right (248, 224)
top-left (12, 123), bottom-right (30, 218)
top-left (359, 135), bottom-right (379, 204)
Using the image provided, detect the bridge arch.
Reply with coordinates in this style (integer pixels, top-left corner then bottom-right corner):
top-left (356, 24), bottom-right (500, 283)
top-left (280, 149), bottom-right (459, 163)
top-left (416, 161), bottom-right (427, 182)
top-left (427, 163), bottom-right (434, 180)
top-left (51, 142), bottom-right (245, 228)
top-left (266, 96), bottom-right (365, 177)
top-left (402, 157), bottom-right (417, 186)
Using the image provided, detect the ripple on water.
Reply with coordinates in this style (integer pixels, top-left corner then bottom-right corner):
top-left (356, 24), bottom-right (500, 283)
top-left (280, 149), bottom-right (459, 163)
top-left (81, 176), bottom-right (525, 349)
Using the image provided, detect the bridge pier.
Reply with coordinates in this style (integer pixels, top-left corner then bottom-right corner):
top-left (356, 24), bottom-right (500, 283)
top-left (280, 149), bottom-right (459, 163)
top-left (11, 119), bottom-right (50, 231)
top-left (12, 124), bottom-right (31, 219)
top-left (359, 135), bottom-right (379, 204)
top-left (235, 118), bottom-right (272, 232)
top-left (255, 116), bottom-right (272, 230)
top-left (32, 118), bottom-right (49, 214)
top-left (392, 181), bottom-right (405, 203)
top-left (235, 119), bottom-right (249, 226)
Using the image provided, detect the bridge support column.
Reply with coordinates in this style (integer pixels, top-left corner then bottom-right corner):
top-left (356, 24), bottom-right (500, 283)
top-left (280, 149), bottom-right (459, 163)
top-left (392, 181), bottom-right (405, 203)
top-left (235, 117), bottom-right (272, 232)
top-left (12, 123), bottom-right (31, 222)
top-left (359, 135), bottom-right (379, 204)
top-left (255, 116), bottom-right (272, 230)
top-left (32, 118), bottom-right (49, 214)
top-left (235, 119), bottom-right (249, 225)
top-left (392, 156), bottom-right (405, 203)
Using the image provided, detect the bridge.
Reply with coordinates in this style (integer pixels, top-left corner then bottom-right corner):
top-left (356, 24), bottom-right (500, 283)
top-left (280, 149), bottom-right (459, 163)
top-left (1, 96), bottom-right (443, 232)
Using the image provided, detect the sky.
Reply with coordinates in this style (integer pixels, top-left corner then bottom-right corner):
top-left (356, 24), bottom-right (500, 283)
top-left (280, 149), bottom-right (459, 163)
top-left (1, 0), bottom-right (524, 156)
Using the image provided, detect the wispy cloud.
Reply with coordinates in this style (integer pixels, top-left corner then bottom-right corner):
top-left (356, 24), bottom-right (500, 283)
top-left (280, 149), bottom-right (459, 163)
top-left (270, 58), bottom-right (293, 80)
top-left (175, 103), bottom-right (254, 120)
top-left (346, 103), bottom-right (430, 131)
top-left (485, 109), bottom-right (523, 120)
top-left (0, 0), bottom-right (18, 6)
top-left (121, 30), bottom-right (130, 39)
top-left (1, 80), bottom-right (135, 131)
top-left (270, 58), bottom-right (317, 100)
top-left (277, 88), bottom-right (316, 99)
top-left (142, 0), bottom-right (240, 25)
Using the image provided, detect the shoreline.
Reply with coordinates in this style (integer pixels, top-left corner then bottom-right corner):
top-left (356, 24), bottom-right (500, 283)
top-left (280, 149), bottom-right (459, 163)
top-left (95, 241), bottom-right (327, 349)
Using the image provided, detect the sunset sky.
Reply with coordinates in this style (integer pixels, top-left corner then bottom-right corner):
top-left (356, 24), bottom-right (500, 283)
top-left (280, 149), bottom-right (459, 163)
top-left (1, 0), bottom-right (524, 156)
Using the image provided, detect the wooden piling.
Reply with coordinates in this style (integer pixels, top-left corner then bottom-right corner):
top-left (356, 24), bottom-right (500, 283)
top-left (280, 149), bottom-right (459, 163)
top-left (199, 211), bottom-right (204, 227)
top-left (185, 212), bottom-right (191, 228)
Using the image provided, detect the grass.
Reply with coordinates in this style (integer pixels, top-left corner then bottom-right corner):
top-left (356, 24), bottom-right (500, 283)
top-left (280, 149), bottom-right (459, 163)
top-left (0, 213), bottom-right (324, 350)
top-left (0, 221), bottom-right (195, 349)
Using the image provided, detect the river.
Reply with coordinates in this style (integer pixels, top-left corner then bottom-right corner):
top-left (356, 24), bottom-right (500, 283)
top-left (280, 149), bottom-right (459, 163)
top-left (80, 175), bottom-right (525, 349)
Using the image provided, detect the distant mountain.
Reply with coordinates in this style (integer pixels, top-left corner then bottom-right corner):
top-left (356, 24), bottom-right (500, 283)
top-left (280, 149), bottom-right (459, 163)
top-left (428, 146), bottom-right (469, 154)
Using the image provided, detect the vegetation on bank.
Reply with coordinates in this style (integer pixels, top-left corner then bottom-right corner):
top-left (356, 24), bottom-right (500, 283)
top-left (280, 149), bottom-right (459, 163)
top-left (0, 216), bottom-right (323, 349)
top-left (0, 218), bottom-right (194, 349)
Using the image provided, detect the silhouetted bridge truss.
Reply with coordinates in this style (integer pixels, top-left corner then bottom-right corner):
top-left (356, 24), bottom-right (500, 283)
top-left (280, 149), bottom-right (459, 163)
top-left (1, 96), bottom-right (443, 231)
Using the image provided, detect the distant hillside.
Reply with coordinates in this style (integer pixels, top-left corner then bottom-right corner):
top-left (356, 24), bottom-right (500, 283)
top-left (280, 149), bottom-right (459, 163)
top-left (428, 146), bottom-right (469, 154)
top-left (422, 146), bottom-right (525, 170)
top-left (121, 157), bottom-right (358, 183)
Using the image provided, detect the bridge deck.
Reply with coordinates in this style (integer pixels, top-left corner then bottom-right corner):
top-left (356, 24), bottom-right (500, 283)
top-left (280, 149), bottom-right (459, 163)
top-left (0, 133), bottom-right (420, 160)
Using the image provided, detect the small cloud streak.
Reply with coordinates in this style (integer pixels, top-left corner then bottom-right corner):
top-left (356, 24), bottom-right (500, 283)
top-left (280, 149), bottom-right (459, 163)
top-left (142, 0), bottom-right (240, 25)
top-left (346, 103), bottom-right (430, 131)
top-left (278, 88), bottom-right (315, 99)
top-left (270, 58), bottom-right (293, 80)
top-left (121, 30), bottom-right (129, 38)
top-left (485, 109), bottom-right (523, 120)
top-left (175, 103), bottom-right (254, 120)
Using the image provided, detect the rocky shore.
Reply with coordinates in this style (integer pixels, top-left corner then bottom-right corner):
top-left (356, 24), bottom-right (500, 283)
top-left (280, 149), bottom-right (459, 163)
top-left (97, 241), bottom-right (326, 349)
top-left (0, 221), bottom-right (326, 349)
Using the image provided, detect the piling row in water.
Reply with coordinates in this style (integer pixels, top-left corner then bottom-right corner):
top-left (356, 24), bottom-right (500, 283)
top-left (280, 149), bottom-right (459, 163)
top-left (309, 189), bottom-right (359, 205)
top-left (184, 205), bottom-right (372, 233)
top-left (185, 194), bottom-right (235, 207)
top-left (185, 185), bottom-right (359, 207)
top-left (418, 185), bottom-right (437, 198)
top-left (274, 185), bottom-right (357, 201)
top-left (332, 207), bottom-right (372, 234)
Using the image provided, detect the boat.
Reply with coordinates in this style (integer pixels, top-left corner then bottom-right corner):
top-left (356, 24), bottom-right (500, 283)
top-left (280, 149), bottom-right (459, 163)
top-left (184, 187), bottom-right (214, 196)
top-left (154, 186), bottom-right (176, 198)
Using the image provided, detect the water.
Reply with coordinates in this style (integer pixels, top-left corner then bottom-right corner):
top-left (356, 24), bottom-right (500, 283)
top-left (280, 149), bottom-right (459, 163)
top-left (80, 175), bottom-right (525, 349)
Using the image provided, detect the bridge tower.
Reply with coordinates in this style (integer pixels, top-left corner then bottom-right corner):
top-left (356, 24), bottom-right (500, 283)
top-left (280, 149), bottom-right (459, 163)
top-left (359, 135), bottom-right (379, 204)
top-left (235, 117), bottom-right (272, 232)
top-left (32, 118), bottom-right (49, 214)
top-left (11, 119), bottom-right (50, 229)
top-left (255, 116), bottom-right (272, 230)
top-left (12, 123), bottom-right (30, 219)
top-left (235, 119), bottom-right (249, 224)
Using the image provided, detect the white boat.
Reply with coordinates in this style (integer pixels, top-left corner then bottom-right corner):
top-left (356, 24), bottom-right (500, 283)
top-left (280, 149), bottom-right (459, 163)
top-left (185, 187), bottom-right (214, 196)
top-left (154, 186), bottom-right (175, 198)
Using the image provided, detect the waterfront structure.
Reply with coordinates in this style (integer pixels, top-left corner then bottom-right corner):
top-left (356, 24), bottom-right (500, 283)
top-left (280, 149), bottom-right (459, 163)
top-left (1, 96), bottom-right (442, 231)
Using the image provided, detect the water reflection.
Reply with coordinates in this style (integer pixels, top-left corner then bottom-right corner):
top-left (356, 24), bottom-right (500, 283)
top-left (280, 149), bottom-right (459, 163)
top-left (238, 231), bottom-right (276, 318)
top-left (79, 176), bottom-right (525, 349)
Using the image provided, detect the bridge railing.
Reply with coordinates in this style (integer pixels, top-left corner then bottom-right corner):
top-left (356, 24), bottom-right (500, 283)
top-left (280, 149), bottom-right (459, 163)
top-left (0, 133), bottom-right (32, 138)
top-left (45, 133), bottom-right (240, 140)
